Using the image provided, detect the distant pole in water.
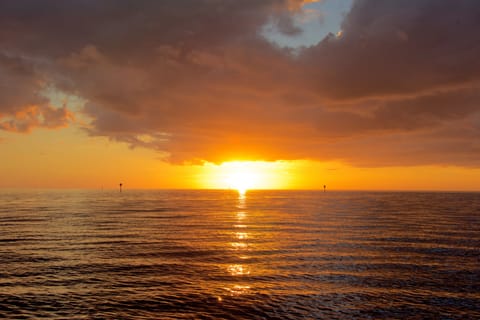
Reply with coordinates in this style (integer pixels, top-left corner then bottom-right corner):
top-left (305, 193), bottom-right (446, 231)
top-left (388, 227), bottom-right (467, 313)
top-left (119, 183), bottom-right (123, 193)
top-left (324, 185), bottom-right (326, 192)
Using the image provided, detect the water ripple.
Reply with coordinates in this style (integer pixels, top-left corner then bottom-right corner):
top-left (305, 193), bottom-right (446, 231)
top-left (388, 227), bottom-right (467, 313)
top-left (0, 190), bottom-right (479, 319)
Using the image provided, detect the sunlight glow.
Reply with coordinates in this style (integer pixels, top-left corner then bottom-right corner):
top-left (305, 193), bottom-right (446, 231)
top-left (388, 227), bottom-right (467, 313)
top-left (199, 161), bottom-right (292, 191)
top-left (226, 168), bottom-right (256, 194)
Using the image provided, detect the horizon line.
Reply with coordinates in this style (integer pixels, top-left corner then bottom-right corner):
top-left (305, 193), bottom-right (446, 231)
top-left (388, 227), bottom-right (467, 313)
top-left (0, 187), bottom-right (479, 193)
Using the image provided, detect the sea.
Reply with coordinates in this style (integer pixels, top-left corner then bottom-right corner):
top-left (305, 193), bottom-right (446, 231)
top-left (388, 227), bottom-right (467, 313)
top-left (0, 190), bottom-right (479, 319)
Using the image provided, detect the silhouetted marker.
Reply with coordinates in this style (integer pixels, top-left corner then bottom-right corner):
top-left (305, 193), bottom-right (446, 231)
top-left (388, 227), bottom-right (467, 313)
top-left (119, 183), bottom-right (123, 193)
top-left (324, 185), bottom-right (326, 192)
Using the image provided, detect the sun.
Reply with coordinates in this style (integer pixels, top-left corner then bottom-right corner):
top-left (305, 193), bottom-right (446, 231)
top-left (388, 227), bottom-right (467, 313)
top-left (199, 161), bottom-right (291, 192)
top-left (225, 167), bottom-right (258, 194)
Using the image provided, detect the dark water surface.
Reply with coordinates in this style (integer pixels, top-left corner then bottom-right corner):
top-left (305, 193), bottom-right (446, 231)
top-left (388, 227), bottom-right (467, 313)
top-left (0, 190), bottom-right (479, 319)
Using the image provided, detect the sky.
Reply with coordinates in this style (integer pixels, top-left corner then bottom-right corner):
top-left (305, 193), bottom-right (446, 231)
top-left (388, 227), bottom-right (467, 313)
top-left (1, 0), bottom-right (480, 191)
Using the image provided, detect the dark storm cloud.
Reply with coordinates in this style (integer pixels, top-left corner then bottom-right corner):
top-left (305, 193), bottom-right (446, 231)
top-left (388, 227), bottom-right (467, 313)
top-left (0, 0), bottom-right (479, 166)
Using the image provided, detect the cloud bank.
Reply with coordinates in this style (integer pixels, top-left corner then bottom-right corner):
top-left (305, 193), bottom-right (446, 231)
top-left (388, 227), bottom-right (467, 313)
top-left (1, 0), bottom-right (479, 166)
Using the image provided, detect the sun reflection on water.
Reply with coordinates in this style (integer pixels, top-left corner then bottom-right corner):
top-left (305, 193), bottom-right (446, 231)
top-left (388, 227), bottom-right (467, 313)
top-left (237, 191), bottom-right (246, 208)
top-left (236, 211), bottom-right (246, 220)
top-left (230, 242), bottom-right (248, 249)
top-left (226, 285), bottom-right (251, 295)
top-left (228, 264), bottom-right (251, 276)
top-left (236, 232), bottom-right (248, 240)
top-left (237, 188), bottom-right (247, 198)
top-left (224, 191), bottom-right (252, 297)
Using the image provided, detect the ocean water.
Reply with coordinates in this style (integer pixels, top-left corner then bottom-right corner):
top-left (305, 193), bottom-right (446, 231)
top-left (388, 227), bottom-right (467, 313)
top-left (0, 190), bottom-right (479, 319)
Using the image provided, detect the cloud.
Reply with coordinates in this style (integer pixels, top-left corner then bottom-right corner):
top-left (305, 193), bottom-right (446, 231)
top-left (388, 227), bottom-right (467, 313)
top-left (301, 0), bottom-right (480, 99)
top-left (272, 13), bottom-right (303, 36)
top-left (0, 105), bottom-right (74, 133)
top-left (0, 0), bottom-right (479, 166)
top-left (0, 52), bottom-right (74, 132)
top-left (0, 53), bottom-right (46, 115)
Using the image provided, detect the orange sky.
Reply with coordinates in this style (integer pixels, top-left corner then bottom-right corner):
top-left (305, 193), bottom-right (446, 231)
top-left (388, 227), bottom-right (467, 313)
top-left (0, 1), bottom-right (479, 191)
top-left (1, 126), bottom-right (479, 191)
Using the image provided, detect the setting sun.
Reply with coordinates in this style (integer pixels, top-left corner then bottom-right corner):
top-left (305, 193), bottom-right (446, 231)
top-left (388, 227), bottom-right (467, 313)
top-left (199, 161), bottom-right (292, 191)
top-left (225, 169), bottom-right (257, 193)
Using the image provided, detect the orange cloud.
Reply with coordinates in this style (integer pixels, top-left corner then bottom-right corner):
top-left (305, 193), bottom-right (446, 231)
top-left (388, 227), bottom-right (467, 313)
top-left (0, 105), bottom-right (74, 133)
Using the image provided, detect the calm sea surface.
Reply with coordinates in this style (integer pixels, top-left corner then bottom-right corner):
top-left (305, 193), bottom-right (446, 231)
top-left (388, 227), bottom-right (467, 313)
top-left (0, 190), bottom-right (479, 319)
